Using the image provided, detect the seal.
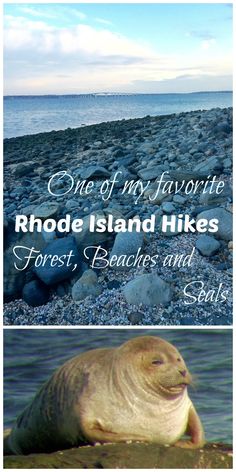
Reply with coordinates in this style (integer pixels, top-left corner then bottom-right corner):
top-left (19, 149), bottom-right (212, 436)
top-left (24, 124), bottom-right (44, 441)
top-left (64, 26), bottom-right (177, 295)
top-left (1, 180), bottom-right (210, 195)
top-left (5, 336), bottom-right (205, 455)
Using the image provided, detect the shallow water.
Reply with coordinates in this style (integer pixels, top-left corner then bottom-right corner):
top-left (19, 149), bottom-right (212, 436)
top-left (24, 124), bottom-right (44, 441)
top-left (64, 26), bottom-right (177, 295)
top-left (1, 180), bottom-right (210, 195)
top-left (4, 328), bottom-right (232, 443)
top-left (4, 92), bottom-right (232, 138)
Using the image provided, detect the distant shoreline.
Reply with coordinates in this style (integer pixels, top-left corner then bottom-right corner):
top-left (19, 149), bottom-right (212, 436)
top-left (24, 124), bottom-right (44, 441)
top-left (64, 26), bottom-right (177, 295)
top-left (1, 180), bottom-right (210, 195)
top-left (4, 91), bottom-right (233, 98)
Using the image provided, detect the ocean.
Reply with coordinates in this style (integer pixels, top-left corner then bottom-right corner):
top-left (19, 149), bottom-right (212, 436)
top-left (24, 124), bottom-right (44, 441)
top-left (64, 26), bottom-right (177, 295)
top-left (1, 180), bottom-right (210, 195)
top-left (4, 328), bottom-right (232, 444)
top-left (4, 92), bottom-right (232, 139)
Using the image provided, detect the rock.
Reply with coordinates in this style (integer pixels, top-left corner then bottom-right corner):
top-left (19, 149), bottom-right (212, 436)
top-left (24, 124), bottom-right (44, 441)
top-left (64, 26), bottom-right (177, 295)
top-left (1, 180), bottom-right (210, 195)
top-left (172, 195), bottom-right (186, 205)
top-left (65, 199), bottom-right (79, 210)
top-left (72, 208), bottom-right (123, 251)
top-left (159, 215), bottom-right (182, 236)
top-left (4, 441), bottom-right (232, 469)
top-left (32, 203), bottom-right (60, 219)
top-left (35, 236), bottom-right (81, 285)
top-left (199, 184), bottom-right (232, 206)
top-left (149, 189), bottom-right (170, 204)
top-left (117, 155), bottom-right (137, 167)
top-left (22, 280), bottom-right (50, 307)
top-left (127, 312), bottom-right (143, 324)
top-left (215, 262), bottom-right (232, 271)
top-left (123, 273), bottom-right (173, 306)
top-left (4, 226), bottom-right (47, 301)
top-left (41, 229), bottom-right (57, 244)
top-left (72, 211), bottom-right (110, 251)
top-left (197, 208), bottom-right (232, 241)
top-left (228, 241), bottom-right (233, 250)
top-left (72, 269), bottom-right (101, 301)
top-left (110, 231), bottom-right (144, 269)
top-left (194, 156), bottom-right (222, 174)
top-left (212, 121), bottom-right (232, 136)
top-left (196, 235), bottom-right (220, 256)
top-left (191, 205), bottom-right (218, 217)
top-left (13, 162), bottom-right (36, 178)
top-left (162, 202), bottom-right (176, 214)
top-left (80, 166), bottom-right (110, 179)
top-left (110, 166), bottom-right (136, 188)
top-left (168, 170), bottom-right (211, 182)
top-left (223, 157), bottom-right (232, 169)
top-left (179, 316), bottom-right (196, 325)
top-left (138, 165), bottom-right (164, 180)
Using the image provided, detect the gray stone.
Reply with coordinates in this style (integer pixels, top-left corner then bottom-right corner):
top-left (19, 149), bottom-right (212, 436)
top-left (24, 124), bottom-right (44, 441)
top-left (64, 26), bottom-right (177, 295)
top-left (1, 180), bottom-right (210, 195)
top-left (65, 199), bottom-right (79, 210)
top-left (72, 269), bottom-right (101, 301)
top-left (169, 170), bottom-right (211, 182)
top-left (110, 166), bottom-right (136, 188)
top-left (41, 229), bottom-right (57, 244)
top-left (159, 215), bottom-right (182, 236)
top-left (110, 231), bottom-right (144, 269)
top-left (72, 211), bottom-right (109, 250)
top-left (13, 162), bottom-right (36, 178)
top-left (4, 229), bottom-right (47, 301)
top-left (80, 166), bottom-right (110, 179)
top-left (124, 273), bottom-right (173, 306)
top-left (197, 208), bottom-right (232, 241)
top-left (172, 195), bottom-right (187, 205)
top-left (162, 202), bottom-right (176, 214)
top-left (138, 165), bottom-right (164, 180)
top-left (73, 210), bottom-right (122, 251)
top-left (199, 184), bottom-right (232, 206)
top-left (196, 235), bottom-right (220, 256)
top-left (194, 157), bottom-right (222, 174)
top-left (35, 236), bottom-right (81, 285)
top-left (22, 280), bottom-right (50, 307)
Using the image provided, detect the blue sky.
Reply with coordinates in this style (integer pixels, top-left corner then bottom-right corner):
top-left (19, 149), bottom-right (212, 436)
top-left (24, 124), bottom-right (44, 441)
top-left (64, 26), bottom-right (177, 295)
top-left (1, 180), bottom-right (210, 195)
top-left (4, 3), bottom-right (233, 94)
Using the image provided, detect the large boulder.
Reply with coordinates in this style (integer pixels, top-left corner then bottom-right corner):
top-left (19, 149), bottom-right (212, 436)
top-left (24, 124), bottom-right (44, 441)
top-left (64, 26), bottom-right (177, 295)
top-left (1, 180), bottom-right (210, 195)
top-left (197, 208), bottom-right (232, 241)
top-left (72, 209), bottom-right (124, 252)
top-left (110, 231), bottom-right (144, 270)
top-left (72, 269), bottom-right (101, 301)
top-left (199, 184), bottom-right (232, 206)
top-left (22, 280), bottom-right (50, 307)
top-left (4, 441), bottom-right (232, 469)
top-left (4, 223), bottom-right (47, 301)
top-left (196, 235), bottom-right (220, 257)
top-left (35, 236), bottom-right (81, 285)
top-left (123, 273), bottom-right (173, 306)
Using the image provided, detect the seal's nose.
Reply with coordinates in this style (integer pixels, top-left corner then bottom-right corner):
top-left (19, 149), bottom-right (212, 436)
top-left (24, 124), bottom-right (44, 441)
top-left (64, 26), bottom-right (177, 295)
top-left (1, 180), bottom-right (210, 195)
top-left (179, 369), bottom-right (187, 377)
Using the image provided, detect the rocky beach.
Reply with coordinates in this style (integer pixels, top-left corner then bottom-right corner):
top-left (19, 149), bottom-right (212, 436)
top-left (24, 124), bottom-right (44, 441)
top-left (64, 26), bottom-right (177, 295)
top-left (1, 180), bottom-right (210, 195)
top-left (4, 107), bottom-right (233, 326)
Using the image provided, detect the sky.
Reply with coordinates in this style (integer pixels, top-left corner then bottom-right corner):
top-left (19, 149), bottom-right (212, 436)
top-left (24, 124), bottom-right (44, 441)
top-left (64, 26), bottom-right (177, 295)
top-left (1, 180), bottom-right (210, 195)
top-left (4, 3), bottom-right (233, 95)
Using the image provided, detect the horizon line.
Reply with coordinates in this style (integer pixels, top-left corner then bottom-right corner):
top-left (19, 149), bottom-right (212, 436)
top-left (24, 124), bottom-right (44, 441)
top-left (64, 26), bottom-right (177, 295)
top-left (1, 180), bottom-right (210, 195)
top-left (4, 90), bottom-right (233, 98)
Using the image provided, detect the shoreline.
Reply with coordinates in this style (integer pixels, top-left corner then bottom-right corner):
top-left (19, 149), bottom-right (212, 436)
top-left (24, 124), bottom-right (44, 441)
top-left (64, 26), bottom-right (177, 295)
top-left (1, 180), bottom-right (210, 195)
top-left (4, 102), bottom-right (233, 141)
top-left (4, 107), bottom-right (233, 326)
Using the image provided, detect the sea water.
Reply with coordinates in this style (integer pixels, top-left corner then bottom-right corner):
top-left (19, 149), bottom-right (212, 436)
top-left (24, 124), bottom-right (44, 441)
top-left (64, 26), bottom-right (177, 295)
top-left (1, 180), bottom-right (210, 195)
top-left (4, 92), bottom-right (232, 138)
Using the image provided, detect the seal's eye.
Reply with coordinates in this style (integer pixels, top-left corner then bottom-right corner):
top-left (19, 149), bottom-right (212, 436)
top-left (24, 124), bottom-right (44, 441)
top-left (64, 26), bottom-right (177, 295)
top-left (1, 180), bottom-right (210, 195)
top-left (177, 358), bottom-right (181, 362)
top-left (152, 360), bottom-right (163, 365)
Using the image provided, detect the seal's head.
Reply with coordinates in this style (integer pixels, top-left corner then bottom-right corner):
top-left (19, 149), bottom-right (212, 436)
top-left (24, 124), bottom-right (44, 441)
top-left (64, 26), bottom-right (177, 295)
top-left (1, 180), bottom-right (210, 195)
top-left (117, 336), bottom-right (192, 397)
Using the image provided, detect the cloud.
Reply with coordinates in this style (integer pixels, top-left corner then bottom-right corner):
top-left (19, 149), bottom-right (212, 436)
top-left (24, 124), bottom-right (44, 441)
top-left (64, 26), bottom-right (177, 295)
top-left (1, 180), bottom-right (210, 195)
top-left (95, 17), bottom-right (113, 26)
top-left (19, 5), bottom-right (87, 21)
top-left (19, 6), bottom-right (57, 20)
top-left (3, 13), bottom-right (232, 94)
top-left (126, 74), bottom-right (232, 93)
top-left (201, 39), bottom-right (216, 50)
top-left (187, 30), bottom-right (216, 41)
